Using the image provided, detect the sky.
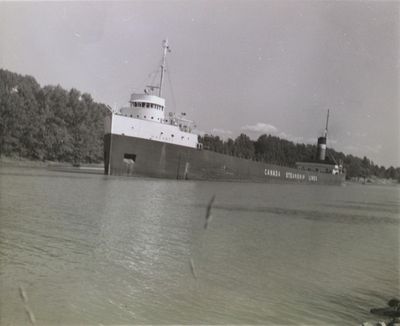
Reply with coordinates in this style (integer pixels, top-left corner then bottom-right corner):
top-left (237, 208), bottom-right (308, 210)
top-left (0, 1), bottom-right (399, 167)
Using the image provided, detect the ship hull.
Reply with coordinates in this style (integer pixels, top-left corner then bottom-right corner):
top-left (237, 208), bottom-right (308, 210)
top-left (104, 134), bottom-right (345, 185)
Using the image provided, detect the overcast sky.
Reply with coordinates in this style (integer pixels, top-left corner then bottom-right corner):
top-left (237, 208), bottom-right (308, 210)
top-left (0, 1), bottom-right (399, 167)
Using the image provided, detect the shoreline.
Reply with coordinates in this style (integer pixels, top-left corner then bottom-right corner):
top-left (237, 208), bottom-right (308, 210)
top-left (0, 156), bottom-right (104, 170)
top-left (347, 177), bottom-right (399, 186)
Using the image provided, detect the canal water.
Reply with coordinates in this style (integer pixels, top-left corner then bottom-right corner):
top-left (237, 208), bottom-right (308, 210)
top-left (0, 166), bottom-right (398, 325)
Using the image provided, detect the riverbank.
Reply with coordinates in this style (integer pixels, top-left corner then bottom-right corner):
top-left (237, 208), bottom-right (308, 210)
top-left (0, 156), bottom-right (103, 170)
top-left (347, 176), bottom-right (399, 186)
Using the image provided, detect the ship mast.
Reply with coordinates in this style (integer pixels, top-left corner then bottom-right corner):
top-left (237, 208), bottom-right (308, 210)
top-left (158, 39), bottom-right (171, 97)
top-left (324, 109), bottom-right (330, 138)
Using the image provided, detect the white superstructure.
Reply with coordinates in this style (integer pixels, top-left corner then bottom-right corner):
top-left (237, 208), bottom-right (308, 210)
top-left (105, 39), bottom-right (200, 149)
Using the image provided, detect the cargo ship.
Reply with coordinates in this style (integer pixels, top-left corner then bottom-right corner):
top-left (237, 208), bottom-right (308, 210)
top-left (104, 40), bottom-right (345, 185)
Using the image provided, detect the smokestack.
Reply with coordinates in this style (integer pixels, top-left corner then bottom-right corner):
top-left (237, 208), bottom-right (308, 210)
top-left (317, 136), bottom-right (327, 161)
top-left (317, 110), bottom-right (329, 161)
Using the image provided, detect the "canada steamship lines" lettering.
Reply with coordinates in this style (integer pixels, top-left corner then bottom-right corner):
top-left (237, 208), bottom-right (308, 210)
top-left (264, 169), bottom-right (280, 177)
top-left (264, 168), bottom-right (318, 182)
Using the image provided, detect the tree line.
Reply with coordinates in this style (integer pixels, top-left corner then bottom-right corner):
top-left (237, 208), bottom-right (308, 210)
top-left (0, 68), bottom-right (399, 181)
top-left (199, 133), bottom-right (400, 181)
top-left (0, 69), bottom-right (108, 164)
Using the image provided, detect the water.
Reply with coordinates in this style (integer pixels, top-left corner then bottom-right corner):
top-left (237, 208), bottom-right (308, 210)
top-left (0, 166), bottom-right (399, 325)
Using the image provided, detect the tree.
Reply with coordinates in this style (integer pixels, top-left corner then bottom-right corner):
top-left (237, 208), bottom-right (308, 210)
top-left (234, 133), bottom-right (254, 159)
top-left (0, 69), bottom-right (107, 163)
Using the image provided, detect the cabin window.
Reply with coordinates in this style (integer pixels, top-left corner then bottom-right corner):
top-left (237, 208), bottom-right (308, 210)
top-left (130, 114), bottom-right (132, 117)
top-left (171, 134), bottom-right (174, 137)
top-left (137, 115), bottom-right (139, 118)
top-left (151, 117), bottom-right (154, 119)
top-left (146, 103), bottom-right (150, 108)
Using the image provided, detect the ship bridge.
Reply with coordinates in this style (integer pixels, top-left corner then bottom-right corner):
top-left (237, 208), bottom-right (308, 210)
top-left (119, 93), bottom-right (166, 123)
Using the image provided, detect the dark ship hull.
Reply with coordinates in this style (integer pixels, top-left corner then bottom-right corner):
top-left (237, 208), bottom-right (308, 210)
top-left (104, 134), bottom-right (345, 185)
